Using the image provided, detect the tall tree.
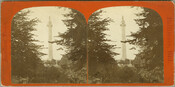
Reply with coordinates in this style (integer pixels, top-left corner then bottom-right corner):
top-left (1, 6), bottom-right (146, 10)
top-left (128, 7), bottom-right (164, 83)
top-left (55, 9), bottom-right (87, 83)
top-left (57, 9), bottom-right (87, 70)
top-left (88, 10), bottom-right (118, 83)
top-left (11, 10), bottom-right (44, 81)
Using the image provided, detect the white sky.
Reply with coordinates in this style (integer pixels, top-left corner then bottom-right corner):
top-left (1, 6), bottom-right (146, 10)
top-left (20, 6), bottom-right (143, 60)
top-left (22, 7), bottom-right (71, 60)
top-left (99, 6), bottom-right (143, 60)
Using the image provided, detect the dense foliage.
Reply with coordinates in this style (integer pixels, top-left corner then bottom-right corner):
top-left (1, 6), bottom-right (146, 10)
top-left (11, 10), bottom-right (44, 80)
top-left (128, 7), bottom-right (164, 83)
top-left (11, 10), bottom-right (70, 83)
top-left (88, 10), bottom-right (119, 83)
top-left (54, 9), bottom-right (87, 83)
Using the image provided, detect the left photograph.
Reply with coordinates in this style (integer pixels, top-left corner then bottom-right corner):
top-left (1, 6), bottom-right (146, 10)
top-left (11, 7), bottom-right (87, 84)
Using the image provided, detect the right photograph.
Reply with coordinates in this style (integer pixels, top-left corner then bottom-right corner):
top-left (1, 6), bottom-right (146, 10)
top-left (88, 6), bottom-right (164, 83)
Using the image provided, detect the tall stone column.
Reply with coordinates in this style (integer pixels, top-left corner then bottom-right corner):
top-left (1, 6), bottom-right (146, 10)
top-left (120, 16), bottom-right (127, 60)
top-left (47, 16), bottom-right (53, 60)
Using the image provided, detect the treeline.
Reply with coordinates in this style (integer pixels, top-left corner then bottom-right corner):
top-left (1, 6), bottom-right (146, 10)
top-left (128, 7), bottom-right (164, 83)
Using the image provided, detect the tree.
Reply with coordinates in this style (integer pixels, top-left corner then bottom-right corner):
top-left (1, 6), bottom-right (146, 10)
top-left (88, 10), bottom-right (118, 83)
top-left (54, 9), bottom-right (87, 83)
top-left (128, 7), bottom-right (164, 83)
top-left (11, 10), bottom-right (44, 82)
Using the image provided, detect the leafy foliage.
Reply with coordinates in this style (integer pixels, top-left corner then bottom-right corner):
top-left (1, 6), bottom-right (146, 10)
top-left (11, 10), bottom-right (44, 79)
top-left (30, 66), bottom-right (69, 83)
top-left (11, 10), bottom-right (69, 84)
top-left (128, 7), bottom-right (164, 83)
top-left (88, 10), bottom-right (119, 83)
top-left (54, 9), bottom-right (87, 83)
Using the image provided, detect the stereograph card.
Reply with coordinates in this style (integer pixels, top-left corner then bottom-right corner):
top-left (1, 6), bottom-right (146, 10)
top-left (1, 0), bottom-right (174, 86)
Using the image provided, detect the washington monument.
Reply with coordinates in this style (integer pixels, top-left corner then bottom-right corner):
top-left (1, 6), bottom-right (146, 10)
top-left (47, 17), bottom-right (53, 60)
top-left (120, 16), bottom-right (127, 60)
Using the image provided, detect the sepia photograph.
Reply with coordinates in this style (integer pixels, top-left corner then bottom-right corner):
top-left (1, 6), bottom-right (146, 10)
top-left (11, 7), bottom-right (87, 83)
top-left (1, 0), bottom-right (174, 86)
top-left (11, 6), bottom-right (164, 84)
top-left (88, 6), bottom-right (164, 83)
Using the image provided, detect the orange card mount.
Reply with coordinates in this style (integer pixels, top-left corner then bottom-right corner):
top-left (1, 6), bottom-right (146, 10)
top-left (1, 1), bottom-right (174, 86)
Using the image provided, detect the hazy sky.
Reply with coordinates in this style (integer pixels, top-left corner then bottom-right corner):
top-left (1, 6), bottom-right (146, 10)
top-left (20, 6), bottom-right (143, 60)
top-left (97, 6), bottom-right (143, 60)
top-left (22, 7), bottom-right (71, 60)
